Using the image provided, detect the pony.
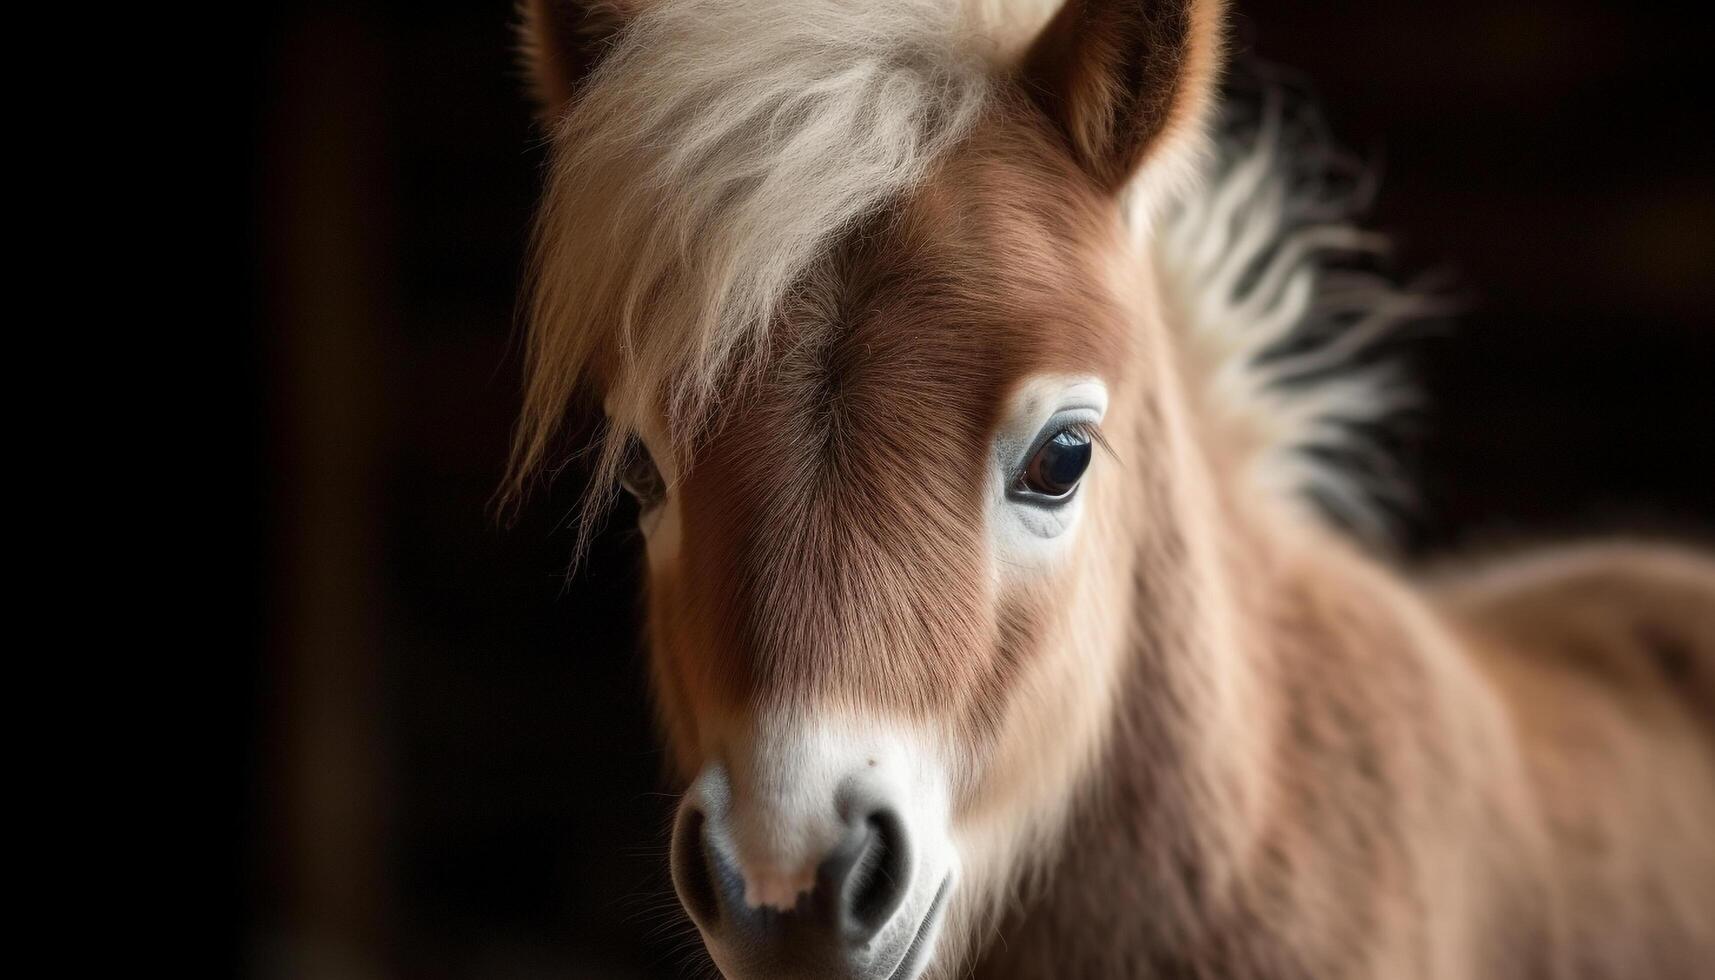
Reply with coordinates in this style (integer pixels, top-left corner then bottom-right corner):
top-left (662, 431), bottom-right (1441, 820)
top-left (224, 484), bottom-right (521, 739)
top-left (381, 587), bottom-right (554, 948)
top-left (503, 1), bottom-right (1715, 976)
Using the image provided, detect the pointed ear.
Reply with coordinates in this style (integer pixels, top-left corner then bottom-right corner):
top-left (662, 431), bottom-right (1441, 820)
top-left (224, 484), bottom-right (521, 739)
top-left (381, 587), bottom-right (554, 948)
top-left (516, 0), bottom-right (635, 120)
top-left (1020, 0), bottom-right (1224, 193)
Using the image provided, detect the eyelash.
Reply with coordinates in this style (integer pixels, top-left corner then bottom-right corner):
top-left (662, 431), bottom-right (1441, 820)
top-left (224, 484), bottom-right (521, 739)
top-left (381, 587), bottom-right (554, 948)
top-left (1054, 419), bottom-right (1105, 449)
top-left (1030, 419), bottom-right (1108, 461)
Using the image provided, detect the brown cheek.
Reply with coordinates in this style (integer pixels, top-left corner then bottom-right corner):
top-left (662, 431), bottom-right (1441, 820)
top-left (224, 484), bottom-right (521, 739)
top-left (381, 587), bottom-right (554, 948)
top-left (959, 579), bottom-right (1058, 776)
top-left (646, 553), bottom-right (740, 779)
top-left (644, 567), bottom-right (696, 778)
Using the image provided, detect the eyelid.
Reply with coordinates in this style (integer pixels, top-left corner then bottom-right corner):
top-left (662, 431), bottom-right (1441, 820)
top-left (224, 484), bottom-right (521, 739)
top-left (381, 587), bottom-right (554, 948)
top-left (1014, 412), bottom-right (1103, 470)
top-left (1052, 419), bottom-right (1103, 446)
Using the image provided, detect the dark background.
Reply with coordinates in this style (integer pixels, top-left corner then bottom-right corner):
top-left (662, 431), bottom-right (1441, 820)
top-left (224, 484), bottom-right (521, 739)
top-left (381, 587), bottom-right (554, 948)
top-left (243, 2), bottom-right (1714, 977)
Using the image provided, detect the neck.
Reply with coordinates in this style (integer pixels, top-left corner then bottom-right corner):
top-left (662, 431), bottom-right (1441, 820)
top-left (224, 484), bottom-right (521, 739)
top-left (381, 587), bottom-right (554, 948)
top-left (969, 407), bottom-right (1541, 978)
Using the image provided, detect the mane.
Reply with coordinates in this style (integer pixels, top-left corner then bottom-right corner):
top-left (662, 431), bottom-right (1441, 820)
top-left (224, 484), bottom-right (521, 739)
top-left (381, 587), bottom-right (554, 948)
top-left (505, 0), bottom-right (1011, 541)
top-left (507, 0), bottom-right (1432, 551)
top-left (1154, 82), bottom-right (1444, 544)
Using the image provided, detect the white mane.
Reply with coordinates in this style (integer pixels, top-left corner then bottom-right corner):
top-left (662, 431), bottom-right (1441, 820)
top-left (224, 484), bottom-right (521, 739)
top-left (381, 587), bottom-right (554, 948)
top-left (1155, 94), bottom-right (1440, 542)
top-left (511, 0), bottom-right (1015, 534)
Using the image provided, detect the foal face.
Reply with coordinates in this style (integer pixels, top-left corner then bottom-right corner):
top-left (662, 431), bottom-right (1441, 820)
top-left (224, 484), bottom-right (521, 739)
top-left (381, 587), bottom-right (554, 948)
top-left (512, 0), bottom-right (1222, 973)
top-left (626, 119), bottom-right (1145, 979)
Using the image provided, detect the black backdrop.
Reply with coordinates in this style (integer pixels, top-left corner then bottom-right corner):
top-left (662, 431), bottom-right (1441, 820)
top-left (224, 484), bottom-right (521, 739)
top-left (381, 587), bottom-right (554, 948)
top-left (244, 2), bottom-right (1714, 976)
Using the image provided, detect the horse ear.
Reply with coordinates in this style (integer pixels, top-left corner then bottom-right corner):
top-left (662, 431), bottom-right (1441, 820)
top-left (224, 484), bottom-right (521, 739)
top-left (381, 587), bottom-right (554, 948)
top-left (1020, 0), bottom-right (1224, 193)
top-left (516, 0), bottom-right (634, 119)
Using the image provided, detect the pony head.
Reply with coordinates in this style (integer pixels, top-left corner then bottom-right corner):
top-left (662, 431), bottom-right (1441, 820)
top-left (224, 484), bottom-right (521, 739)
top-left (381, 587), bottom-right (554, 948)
top-left (510, 1), bottom-right (1225, 975)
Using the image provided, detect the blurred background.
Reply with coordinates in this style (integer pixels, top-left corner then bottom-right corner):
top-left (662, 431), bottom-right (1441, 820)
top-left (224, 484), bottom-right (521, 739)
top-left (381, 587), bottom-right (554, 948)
top-left (241, 1), bottom-right (1713, 976)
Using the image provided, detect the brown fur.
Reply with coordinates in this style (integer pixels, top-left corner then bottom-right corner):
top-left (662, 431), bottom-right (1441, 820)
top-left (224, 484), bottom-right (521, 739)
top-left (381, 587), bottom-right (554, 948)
top-left (646, 100), bottom-right (1130, 761)
top-left (508, 1), bottom-right (1715, 976)
top-left (969, 525), bottom-right (1715, 978)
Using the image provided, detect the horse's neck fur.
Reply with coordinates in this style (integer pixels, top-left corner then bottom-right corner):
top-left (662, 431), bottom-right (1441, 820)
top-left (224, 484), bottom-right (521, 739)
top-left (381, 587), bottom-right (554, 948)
top-left (972, 369), bottom-right (1554, 978)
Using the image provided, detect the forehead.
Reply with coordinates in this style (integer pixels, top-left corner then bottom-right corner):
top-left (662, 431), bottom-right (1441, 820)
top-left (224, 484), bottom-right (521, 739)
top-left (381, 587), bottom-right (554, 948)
top-left (880, 112), bottom-right (1133, 386)
top-left (743, 109), bottom-right (1132, 441)
top-left (686, 106), bottom-right (1137, 481)
top-left (658, 111), bottom-right (1134, 706)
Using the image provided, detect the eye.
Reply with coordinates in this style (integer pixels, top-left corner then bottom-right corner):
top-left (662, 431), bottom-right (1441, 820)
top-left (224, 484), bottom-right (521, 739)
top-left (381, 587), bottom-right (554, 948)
top-left (1017, 427), bottom-right (1093, 500)
top-left (619, 436), bottom-right (666, 510)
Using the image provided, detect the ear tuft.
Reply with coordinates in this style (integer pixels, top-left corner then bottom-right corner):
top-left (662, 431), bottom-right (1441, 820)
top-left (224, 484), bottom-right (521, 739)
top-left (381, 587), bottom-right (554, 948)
top-left (1021, 0), bottom-right (1224, 193)
top-left (516, 0), bottom-right (633, 120)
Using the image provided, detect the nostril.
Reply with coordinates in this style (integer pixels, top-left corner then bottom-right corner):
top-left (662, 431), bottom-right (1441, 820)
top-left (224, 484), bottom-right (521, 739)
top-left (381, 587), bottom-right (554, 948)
top-left (672, 808), bottom-right (722, 928)
top-left (842, 807), bottom-right (911, 943)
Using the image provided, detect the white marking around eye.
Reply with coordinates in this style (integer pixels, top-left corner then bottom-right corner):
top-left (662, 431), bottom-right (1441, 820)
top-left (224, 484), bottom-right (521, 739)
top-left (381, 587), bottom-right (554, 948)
top-left (988, 375), bottom-right (1109, 573)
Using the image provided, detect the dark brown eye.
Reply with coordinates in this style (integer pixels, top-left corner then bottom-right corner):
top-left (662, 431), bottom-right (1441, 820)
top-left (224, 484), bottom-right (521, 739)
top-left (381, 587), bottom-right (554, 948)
top-left (1018, 428), bottom-right (1093, 499)
top-left (620, 436), bottom-right (665, 509)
